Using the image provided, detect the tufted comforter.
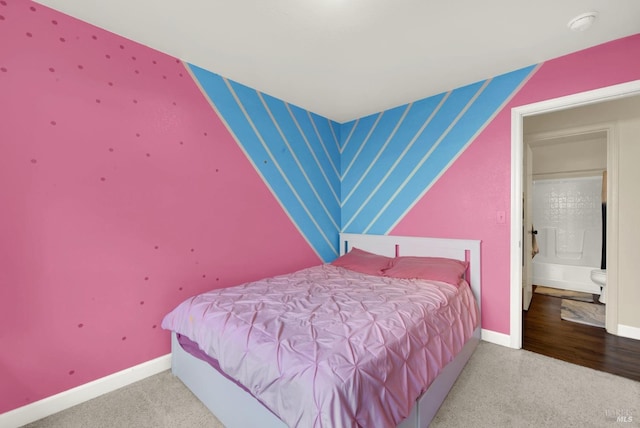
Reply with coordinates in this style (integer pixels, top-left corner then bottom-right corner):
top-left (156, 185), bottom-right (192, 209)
top-left (162, 264), bottom-right (478, 427)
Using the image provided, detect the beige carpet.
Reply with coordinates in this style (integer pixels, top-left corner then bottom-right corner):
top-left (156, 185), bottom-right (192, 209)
top-left (22, 342), bottom-right (640, 428)
top-left (561, 299), bottom-right (606, 328)
top-left (534, 285), bottom-right (595, 302)
top-left (22, 371), bottom-right (224, 428)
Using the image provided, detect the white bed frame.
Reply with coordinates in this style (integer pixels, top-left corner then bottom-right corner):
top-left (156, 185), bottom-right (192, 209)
top-left (170, 233), bottom-right (481, 428)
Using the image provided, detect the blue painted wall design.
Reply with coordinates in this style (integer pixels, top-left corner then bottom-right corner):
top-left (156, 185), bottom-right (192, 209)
top-left (189, 65), bottom-right (341, 262)
top-left (189, 63), bottom-right (535, 262)
top-left (340, 66), bottom-right (536, 235)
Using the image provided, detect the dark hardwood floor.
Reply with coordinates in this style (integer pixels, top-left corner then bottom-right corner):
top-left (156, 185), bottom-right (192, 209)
top-left (523, 289), bottom-right (640, 382)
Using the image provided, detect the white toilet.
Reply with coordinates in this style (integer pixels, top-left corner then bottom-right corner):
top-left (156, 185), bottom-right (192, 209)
top-left (590, 269), bottom-right (607, 304)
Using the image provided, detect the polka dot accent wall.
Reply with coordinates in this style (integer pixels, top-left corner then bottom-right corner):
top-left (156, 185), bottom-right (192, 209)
top-left (0, 0), bottom-right (320, 413)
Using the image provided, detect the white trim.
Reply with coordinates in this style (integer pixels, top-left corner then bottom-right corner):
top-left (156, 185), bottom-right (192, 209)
top-left (481, 329), bottom-right (511, 347)
top-left (0, 354), bottom-right (171, 428)
top-left (510, 79), bottom-right (640, 349)
top-left (510, 105), bottom-right (525, 349)
top-left (605, 124), bottom-right (620, 336)
top-left (617, 324), bottom-right (640, 341)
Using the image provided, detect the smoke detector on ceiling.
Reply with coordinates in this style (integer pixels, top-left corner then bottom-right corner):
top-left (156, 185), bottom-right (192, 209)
top-left (568, 12), bottom-right (598, 31)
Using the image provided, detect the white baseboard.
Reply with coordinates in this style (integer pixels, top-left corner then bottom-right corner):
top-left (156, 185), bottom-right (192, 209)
top-left (0, 354), bottom-right (171, 428)
top-left (617, 324), bottom-right (640, 340)
top-left (481, 328), bottom-right (512, 347)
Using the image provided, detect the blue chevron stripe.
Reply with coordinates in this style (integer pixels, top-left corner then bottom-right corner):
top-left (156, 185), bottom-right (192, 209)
top-left (228, 80), bottom-right (339, 255)
top-left (341, 114), bottom-right (380, 177)
top-left (326, 118), bottom-right (341, 154)
top-left (342, 105), bottom-right (408, 201)
top-left (188, 64), bottom-right (340, 261)
top-left (341, 103), bottom-right (412, 206)
top-left (339, 120), bottom-right (358, 153)
top-left (339, 94), bottom-right (446, 228)
top-left (309, 111), bottom-right (341, 171)
top-left (259, 93), bottom-right (340, 208)
top-left (342, 81), bottom-right (483, 230)
top-left (225, 81), bottom-right (338, 254)
top-left (360, 80), bottom-right (490, 233)
top-left (289, 106), bottom-right (341, 190)
top-left (188, 61), bottom-right (533, 261)
top-left (341, 65), bottom-right (536, 234)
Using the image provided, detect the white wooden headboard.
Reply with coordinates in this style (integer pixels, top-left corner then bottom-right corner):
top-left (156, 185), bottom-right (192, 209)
top-left (339, 233), bottom-right (482, 316)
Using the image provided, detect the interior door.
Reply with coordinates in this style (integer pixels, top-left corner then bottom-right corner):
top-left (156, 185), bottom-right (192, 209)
top-left (522, 144), bottom-right (534, 310)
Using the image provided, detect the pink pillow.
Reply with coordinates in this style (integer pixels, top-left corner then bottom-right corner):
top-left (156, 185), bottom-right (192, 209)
top-left (330, 247), bottom-right (393, 276)
top-left (383, 256), bottom-right (469, 286)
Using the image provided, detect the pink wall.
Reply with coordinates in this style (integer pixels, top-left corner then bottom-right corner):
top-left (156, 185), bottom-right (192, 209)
top-left (393, 33), bottom-right (640, 334)
top-left (0, 1), bottom-right (320, 413)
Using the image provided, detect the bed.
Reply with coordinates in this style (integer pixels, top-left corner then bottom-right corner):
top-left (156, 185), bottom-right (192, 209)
top-left (162, 233), bottom-right (481, 427)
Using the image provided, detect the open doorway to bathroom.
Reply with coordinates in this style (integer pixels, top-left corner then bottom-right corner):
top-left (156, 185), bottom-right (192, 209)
top-left (512, 88), bottom-right (640, 381)
top-left (526, 129), bottom-right (607, 319)
top-left (520, 127), bottom-right (639, 381)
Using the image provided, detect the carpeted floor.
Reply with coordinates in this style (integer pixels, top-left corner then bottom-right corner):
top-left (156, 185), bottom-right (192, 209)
top-left (22, 369), bottom-right (224, 428)
top-left (22, 342), bottom-right (640, 428)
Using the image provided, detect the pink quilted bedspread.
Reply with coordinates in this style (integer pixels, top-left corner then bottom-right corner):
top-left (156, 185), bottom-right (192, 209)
top-left (161, 264), bottom-right (479, 427)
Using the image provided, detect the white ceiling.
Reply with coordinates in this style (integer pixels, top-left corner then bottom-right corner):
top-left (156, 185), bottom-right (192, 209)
top-left (34, 0), bottom-right (640, 123)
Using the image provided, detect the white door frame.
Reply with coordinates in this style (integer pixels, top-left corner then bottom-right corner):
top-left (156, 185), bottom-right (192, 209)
top-left (509, 79), bottom-right (640, 349)
top-left (522, 143), bottom-right (533, 311)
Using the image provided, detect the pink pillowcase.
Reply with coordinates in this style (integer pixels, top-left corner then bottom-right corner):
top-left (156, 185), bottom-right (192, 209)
top-left (330, 247), bottom-right (393, 276)
top-left (383, 256), bottom-right (469, 286)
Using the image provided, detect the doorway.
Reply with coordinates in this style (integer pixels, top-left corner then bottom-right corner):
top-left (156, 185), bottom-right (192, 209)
top-left (523, 127), bottom-right (608, 312)
top-left (509, 80), bottom-right (640, 349)
top-left (521, 127), bottom-right (616, 375)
